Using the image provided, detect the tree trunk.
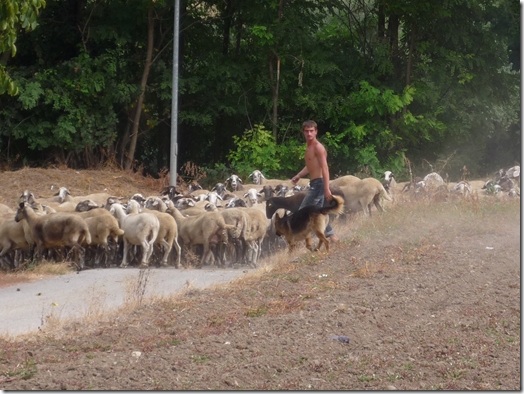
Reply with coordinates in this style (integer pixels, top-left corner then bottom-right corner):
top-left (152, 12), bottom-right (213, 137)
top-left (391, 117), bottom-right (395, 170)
top-left (222, 0), bottom-right (233, 56)
top-left (387, 12), bottom-right (400, 81)
top-left (405, 23), bottom-right (416, 87)
top-left (235, 16), bottom-right (242, 56)
top-left (377, 1), bottom-right (385, 40)
top-left (270, 0), bottom-right (284, 140)
top-left (125, 6), bottom-right (155, 170)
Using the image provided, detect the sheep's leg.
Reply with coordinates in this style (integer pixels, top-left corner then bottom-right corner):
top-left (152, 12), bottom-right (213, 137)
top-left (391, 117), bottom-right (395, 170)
top-left (121, 240), bottom-right (131, 268)
top-left (172, 238), bottom-right (181, 268)
top-left (244, 241), bottom-right (254, 265)
top-left (256, 239), bottom-right (263, 262)
top-left (157, 239), bottom-right (172, 266)
top-left (373, 194), bottom-right (384, 213)
top-left (0, 241), bottom-right (12, 259)
top-left (74, 244), bottom-right (86, 270)
top-left (201, 240), bottom-right (213, 267)
top-left (14, 250), bottom-right (23, 269)
top-left (140, 240), bottom-right (151, 268)
top-left (250, 241), bottom-right (260, 268)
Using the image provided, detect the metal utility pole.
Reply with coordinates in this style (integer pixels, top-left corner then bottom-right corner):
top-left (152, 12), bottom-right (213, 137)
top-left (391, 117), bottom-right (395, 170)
top-left (170, 0), bottom-right (180, 186)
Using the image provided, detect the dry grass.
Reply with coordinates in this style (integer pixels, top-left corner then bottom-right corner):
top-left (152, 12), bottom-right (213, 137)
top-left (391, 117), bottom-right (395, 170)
top-left (0, 261), bottom-right (74, 289)
top-left (0, 167), bottom-right (164, 208)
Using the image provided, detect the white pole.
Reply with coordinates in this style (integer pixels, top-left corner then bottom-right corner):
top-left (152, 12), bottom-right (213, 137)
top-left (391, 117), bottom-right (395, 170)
top-left (170, 0), bottom-right (180, 186)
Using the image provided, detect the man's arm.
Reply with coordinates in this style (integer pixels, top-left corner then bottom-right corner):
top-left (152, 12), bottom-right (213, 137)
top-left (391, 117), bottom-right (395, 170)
top-left (292, 166), bottom-right (309, 185)
top-left (315, 144), bottom-right (332, 200)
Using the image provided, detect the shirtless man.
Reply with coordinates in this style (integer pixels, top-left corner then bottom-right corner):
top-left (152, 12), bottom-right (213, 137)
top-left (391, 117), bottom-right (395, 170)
top-left (291, 120), bottom-right (339, 243)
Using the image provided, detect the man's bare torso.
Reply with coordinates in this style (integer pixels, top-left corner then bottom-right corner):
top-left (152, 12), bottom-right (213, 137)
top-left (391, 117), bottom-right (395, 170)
top-left (305, 141), bottom-right (324, 180)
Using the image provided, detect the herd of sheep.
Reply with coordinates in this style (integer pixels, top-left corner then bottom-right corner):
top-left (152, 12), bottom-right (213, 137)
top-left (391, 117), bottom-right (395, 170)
top-left (0, 166), bottom-right (519, 271)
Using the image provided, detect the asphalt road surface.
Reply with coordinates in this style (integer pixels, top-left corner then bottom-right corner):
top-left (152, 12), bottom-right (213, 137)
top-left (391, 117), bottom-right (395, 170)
top-left (0, 266), bottom-right (253, 337)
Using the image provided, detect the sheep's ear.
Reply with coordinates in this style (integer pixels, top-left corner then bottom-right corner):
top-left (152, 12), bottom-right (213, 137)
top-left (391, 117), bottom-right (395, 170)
top-left (238, 178), bottom-right (243, 183)
top-left (257, 193), bottom-right (263, 197)
top-left (248, 173), bottom-right (253, 178)
top-left (53, 191), bottom-right (60, 196)
top-left (19, 202), bottom-right (24, 209)
top-left (217, 194), bottom-right (223, 200)
top-left (243, 192), bottom-right (249, 198)
top-left (261, 173), bottom-right (266, 179)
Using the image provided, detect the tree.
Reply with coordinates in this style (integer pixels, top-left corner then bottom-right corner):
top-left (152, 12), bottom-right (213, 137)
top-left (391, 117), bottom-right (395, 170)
top-left (0, 0), bottom-right (46, 95)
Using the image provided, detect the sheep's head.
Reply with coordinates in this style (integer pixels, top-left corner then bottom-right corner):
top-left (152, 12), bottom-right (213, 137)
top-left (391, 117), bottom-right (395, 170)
top-left (212, 182), bottom-right (227, 197)
top-left (145, 197), bottom-right (167, 211)
top-left (226, 198), bottom-right (247, 208)
top-left (248, 170), bottom-right (266, 185)
top-left (126, 199), bottom-right (141, 214)
top-left (205, 192), bottom-right (223, 206)
top-left (161, 185), bottom-right (183, 200)
top-left (105, 196), bottom-right (123, 210)
top-left (276, 186), bottom-right (290, 197)
top-left (131, 193), bottom-right (146, 207)
top-left (75, 200), bottom-right (99, 212)
top-left (58, 187), bottom-right (71, 203)
top-left (173, 198), bottom-right (194, 209)
top-left (189, 182), bottom-right (203, 192)
top-left (244, 188), bottom-right (262, 206)
top-left (260, 185), bottom-right (275, 199)
top-left (382, 171), bottom-right (395, 182)
top-left (14, 202), bottom-right (28, 223)
top-left (205, 203), bottom-right (217, 211)
top-left (226, 175), bottom-right (243, 190)
top-left (19, 190), bottom-right (36, 204)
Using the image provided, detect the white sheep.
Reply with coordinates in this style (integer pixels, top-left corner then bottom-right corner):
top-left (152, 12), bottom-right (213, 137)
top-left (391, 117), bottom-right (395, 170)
top-left (329, 175), bottom-right (361, 188)
top-left (0, 218), bottom-right (34, 269)
top-left (339, 177), bottom-right (392, 216)
top-left (205, 192), bottom-right (223, 207)
top-left (226, 174), bottom-right (244, 191)
top-left (381, 171), bottom-right (397, 193)
top-left (167, 207), bottom-right (238, 267)
top-left (110, 202), bottom-right (160, 268)
top-left (450, 181), bottom-right (472, 198)
top-left (145, 196), bottom-right (168, 213)
top-left (220, 208), bottom-right (248, 264)
top-left (14, 202), bottom-right (91, 269)
top-left (248, 170), bottom-right (266, 185)
top-left (423, 172), bottom-right (444, 187)
top-left (244, 188), bottom-right (263, 207)
top-left (82, 211), bottom-right (124, 267)
top-left (242, 207), bottom-right (268, 267)
top-left (132, 199), bottom-right (181, 268)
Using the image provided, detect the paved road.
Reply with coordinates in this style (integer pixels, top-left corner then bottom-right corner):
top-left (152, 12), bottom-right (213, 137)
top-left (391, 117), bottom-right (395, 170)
top-left (0, 266), bottom-right (253, 337)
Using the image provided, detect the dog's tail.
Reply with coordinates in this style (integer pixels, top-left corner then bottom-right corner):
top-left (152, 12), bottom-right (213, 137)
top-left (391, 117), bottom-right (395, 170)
top-left (318, 195), bottom-right (344, 216)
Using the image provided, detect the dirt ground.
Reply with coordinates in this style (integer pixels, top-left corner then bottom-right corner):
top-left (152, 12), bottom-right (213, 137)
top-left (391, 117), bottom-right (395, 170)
top-left (0, 168), bottom-right (520, 390)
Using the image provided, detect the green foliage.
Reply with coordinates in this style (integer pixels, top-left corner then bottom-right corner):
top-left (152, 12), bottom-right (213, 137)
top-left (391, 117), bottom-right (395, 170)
top-left (200, 162), bottom-right (231, 190)
top-left (0, 0), bottom-right (46, 95)
top-left (227, 124), bottom-right (303, 178)
top-left (0, 0), bottom-right (519, 179)
top-left (1, 51), bottom-right (136, 152)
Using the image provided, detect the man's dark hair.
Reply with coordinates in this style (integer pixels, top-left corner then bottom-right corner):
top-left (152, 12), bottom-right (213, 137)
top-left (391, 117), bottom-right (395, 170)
top-left (302, 120), bottom-right (317, 130)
